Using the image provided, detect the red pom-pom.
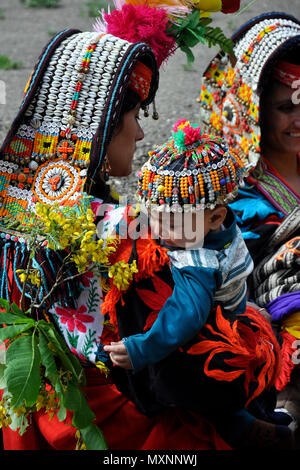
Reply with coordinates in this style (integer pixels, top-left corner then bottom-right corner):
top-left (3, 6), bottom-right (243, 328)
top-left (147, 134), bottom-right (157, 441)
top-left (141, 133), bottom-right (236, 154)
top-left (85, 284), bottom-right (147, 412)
top-left (184, 125), bottom-right (201, 145)
top-left (104, 4), bottom-right (176, 67)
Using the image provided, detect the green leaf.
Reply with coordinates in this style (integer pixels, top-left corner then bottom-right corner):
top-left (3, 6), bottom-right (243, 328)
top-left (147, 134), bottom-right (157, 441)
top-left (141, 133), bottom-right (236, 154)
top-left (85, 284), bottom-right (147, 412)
top-left (38, 329), bottom-right (59, 384)
top-left (0, 298), bottom-right (10, 311)
top-left (0, 323), bottom-right (34, 342)
top-left (186, 9), bottom-right (201, 30)
top-left (0, 310), bottom-right (34, 324)
top-left (80, 423), bottom-right (108, 450)
top-left (0, 363), bottom-right (6, 387)
top-left (10, 302), bottom-right (24, 315)
top-left (181, 27), bottom-right (206, 48)
top-left (56, 402), bottom-right (67, 422)
top-left (64, 382), bottom-right (95, 429)
top-left (203, 26), bottom-right (234, 53)
top-left (180, 44), bottom-right (195, 65)
top-left (5, 334), bottom-right (41, 408)
top-left (38, 323), bottom-right (82, 382)
top-left (66, 330), bottom-right (79, 349)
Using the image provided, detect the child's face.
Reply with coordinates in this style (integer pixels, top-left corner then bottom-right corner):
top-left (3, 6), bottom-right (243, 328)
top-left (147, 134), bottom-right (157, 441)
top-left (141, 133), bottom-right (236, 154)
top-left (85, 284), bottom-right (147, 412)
top-left (149, 210), bottom-right (208, 249)
top-left (149, 206), bottom-right (227, 249)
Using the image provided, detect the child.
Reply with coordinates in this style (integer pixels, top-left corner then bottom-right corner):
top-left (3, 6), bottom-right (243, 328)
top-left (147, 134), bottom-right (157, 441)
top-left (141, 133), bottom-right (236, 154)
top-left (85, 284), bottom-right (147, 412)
top-left (103, 119), bottom-right (295, 448)
top-left (104, 119), bottom-right (254, 371)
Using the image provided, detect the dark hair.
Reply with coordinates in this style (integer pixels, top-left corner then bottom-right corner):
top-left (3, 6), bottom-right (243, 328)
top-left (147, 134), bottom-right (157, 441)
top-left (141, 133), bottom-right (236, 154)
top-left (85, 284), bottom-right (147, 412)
top-left (259, 42), bottom-right (300, 97)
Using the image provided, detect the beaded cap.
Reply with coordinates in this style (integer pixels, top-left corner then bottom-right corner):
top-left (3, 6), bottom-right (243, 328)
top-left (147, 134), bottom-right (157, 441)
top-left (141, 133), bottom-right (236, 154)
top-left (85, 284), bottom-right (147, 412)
top-left (198, 13), bottom-right (300, 167)
top-left (0, 30), bottom-right (158, 219)
top-left (137, 119), bottom-right (248, 211)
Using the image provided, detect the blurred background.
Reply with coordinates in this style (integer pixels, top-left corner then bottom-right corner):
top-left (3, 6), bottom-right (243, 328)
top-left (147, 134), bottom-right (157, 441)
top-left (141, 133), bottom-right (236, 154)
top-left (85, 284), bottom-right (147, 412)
top-left (0, 0), bottom-right (299, 196)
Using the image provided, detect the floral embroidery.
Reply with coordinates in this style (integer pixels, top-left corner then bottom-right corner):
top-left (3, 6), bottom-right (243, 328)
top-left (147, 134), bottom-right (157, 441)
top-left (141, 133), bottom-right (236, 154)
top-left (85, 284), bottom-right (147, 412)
top-left (80, 271), bottom-right (94, 288)
top-left (54, 304), bottom-right (94, 333)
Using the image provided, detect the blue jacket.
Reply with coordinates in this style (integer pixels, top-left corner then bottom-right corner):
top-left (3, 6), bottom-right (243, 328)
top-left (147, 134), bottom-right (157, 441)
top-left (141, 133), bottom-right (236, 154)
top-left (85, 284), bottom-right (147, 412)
top-left (124, 209), bottom-right (253, 373)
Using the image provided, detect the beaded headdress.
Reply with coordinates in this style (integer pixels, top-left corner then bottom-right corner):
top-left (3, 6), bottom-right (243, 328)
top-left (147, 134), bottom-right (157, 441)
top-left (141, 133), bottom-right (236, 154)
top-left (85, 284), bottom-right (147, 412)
top-left (137, 119), bottom-right (248, 211)
top-left (198, 13), bottom-right (300, 167)
top-left (0, 30), bottom-right (159, 219)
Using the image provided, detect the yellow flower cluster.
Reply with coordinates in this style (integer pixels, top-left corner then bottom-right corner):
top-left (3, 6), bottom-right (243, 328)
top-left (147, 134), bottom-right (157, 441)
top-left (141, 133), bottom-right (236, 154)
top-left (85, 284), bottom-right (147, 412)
top-left (0, 402), bottom-right (12, 429)
top-left (35, 200), bottom-right (116, 273)
top-left (16, 268), bottom-right (42, 287)
top-left (108, 260), bottom-right (138, 291)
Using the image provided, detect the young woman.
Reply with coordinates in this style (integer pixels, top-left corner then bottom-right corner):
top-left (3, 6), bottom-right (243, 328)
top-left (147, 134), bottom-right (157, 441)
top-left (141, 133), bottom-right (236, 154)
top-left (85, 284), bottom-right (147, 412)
top-left (198, 11), bottom-right (300, 429)
top-left (0, 22), bottom-right (234, 451)
top-left (0, 7), bottom-right (292, 451)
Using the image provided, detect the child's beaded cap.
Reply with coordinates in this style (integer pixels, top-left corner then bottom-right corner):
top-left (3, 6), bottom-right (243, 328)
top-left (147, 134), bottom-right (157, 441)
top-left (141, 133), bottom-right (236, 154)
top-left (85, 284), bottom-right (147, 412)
top-left (0, 30), bottom-right (158, 220)
top-left (137, 119), bottom-right (248, 211)
top-left (198, 13), bottom-right (300, 167)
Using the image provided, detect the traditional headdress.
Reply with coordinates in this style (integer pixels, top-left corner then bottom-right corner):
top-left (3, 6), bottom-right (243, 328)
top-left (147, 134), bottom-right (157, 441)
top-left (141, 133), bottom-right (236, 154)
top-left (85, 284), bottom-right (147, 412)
top-left (137, 119), bottom-right (248, 211)
top-left (198, 13), bottom-right (300, 166)
top-left (0, 31), bottom-right (159, 218)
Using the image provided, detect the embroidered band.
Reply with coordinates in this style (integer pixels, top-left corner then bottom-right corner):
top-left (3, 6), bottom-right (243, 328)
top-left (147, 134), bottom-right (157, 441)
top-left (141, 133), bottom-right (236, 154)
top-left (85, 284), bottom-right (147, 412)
top-left (128, 61), bottom-right (153, 102)
top-left (273, 60), bottom-right (300, 88)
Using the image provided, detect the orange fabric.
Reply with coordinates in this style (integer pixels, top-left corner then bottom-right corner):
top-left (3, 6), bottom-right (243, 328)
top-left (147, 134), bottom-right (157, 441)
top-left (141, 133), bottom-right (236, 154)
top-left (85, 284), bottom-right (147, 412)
top-left (187, 305), bottom-right (281, 407)
top-left (2, 368), bottom-right (230, 450)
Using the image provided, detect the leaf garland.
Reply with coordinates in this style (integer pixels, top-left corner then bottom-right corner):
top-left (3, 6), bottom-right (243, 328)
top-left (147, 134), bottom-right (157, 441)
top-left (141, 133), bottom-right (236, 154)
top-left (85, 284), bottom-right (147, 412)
top-left (167, 11), bottom-right (234, 64)
top-left (0, 303), bottom-right (108, 450)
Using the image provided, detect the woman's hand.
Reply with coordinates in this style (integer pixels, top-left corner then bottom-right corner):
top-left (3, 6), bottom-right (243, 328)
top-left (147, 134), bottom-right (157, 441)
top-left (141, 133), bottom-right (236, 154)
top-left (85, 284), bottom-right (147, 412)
top-left (104, 341), bottom-right (133, 369)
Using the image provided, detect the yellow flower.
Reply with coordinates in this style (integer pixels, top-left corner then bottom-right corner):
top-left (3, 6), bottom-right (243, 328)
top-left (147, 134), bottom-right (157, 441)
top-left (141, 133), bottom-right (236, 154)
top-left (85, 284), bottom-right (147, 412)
top-left (96, 361), bottom-right (110, 378)
top-left (189, 0), bottom-right (222, 16)
top-left (0, 403), bottom-right (12, 428)
top-left (13, 406), bottom-right (27, 417)
top-left (108, 260), bottom-right (138, 291)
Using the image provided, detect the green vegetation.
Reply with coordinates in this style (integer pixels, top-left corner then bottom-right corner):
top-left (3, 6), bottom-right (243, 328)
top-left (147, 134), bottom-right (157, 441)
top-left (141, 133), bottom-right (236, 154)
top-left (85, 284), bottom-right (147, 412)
top-left (0, 55), bottom-right (23, 70)
top-left (0, 9), bottom-right (5, 19)
top-left (19, 0), bottom-right (61, 7)
top-left (80, 0), bottom-right (110, 18)
top-left (48, 29), bottom-right (58, 37)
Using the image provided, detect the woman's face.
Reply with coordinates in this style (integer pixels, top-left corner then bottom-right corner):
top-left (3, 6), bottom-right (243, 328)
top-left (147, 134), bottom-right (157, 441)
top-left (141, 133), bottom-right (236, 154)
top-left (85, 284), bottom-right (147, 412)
top-left (261, 80), bottom-right (300, 156)
top-left (106, 104), bottom-right (144, 177)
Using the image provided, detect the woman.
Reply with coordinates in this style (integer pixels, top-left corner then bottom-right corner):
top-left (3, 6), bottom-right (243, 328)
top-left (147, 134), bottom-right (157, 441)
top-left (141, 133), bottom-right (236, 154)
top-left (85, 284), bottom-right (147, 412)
top-left (198, 12), bottom-right (300, 426)
top-left (0, 0), bottom-right (250, 450)
top-left (0, 5), bottom-right (291, 450)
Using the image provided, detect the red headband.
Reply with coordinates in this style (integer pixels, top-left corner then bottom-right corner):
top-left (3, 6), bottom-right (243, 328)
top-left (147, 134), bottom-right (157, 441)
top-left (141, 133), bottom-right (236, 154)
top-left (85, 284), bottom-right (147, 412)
top-left (273, 60), bottom-right (300, 88)
top-left (128, 61), bottom-right (152, 102)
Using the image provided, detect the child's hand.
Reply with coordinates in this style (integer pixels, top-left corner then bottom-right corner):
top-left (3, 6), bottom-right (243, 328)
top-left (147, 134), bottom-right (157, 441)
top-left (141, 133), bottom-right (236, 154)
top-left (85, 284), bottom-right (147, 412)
top-left (104, 341), bottom-right (133, 370)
